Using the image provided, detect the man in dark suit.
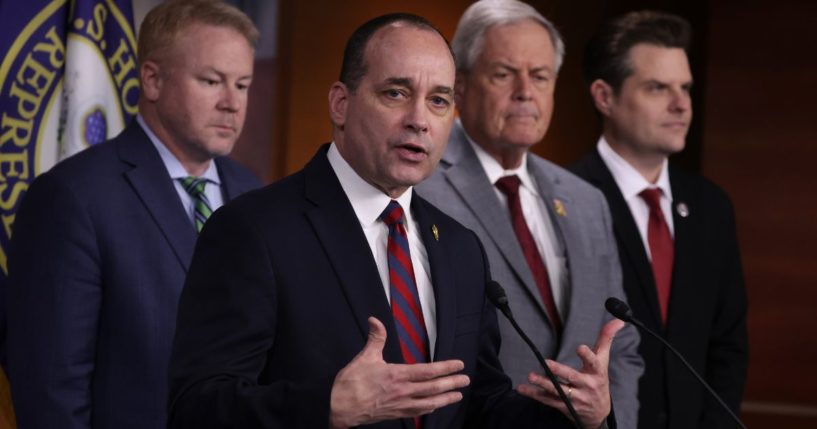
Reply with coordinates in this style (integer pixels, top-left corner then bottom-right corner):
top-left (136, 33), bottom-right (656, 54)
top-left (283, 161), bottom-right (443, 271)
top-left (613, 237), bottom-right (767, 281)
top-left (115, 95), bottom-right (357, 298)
top-left (169, 13), bottom-right (623, 429)
top-left (415, 2), bottom-right (642, 427)
top-left (5, 1), bottom-right (261, 428)
top-left (570, 11), bottom-right (749, 429)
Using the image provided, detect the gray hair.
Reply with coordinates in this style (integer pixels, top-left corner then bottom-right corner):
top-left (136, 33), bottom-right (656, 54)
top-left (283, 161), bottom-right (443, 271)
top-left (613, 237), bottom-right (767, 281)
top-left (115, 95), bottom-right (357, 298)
top-left (452, 0), bottom-right (565, 74)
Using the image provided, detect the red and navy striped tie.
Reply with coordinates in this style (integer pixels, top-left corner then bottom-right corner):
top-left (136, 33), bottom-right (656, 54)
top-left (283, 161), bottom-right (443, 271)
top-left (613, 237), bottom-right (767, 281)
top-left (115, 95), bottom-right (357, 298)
top-left (380, 200), bottom-right (429, 365)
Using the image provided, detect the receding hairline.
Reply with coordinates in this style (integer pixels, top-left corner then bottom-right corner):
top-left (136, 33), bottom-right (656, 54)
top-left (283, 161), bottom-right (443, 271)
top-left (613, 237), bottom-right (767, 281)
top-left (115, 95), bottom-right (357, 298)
top-left (364, 21), bottom-right (453, 59)
top-left (352, 22), bottom-right (455, 88)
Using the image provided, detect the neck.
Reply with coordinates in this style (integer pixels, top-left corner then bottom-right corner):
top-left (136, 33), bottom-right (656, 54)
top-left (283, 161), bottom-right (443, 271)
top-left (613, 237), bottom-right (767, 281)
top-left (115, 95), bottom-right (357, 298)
top-left (603, 132), bottom-right (666, 184)
top-left (139, 106), bottom-right (211, 176)
top-left (482, 144), bottom-right (526, 170)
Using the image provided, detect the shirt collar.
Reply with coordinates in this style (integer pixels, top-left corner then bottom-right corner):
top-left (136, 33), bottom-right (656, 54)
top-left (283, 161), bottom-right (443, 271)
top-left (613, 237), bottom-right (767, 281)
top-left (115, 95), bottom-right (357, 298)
top-left (327, 142), bottom-right (415, 231)
top-left (597, 136), bottom-right (671, 201)
top-left (137, 115), bottom-right (221, 184)
top-left (462, 121), bottom-right (539, 197)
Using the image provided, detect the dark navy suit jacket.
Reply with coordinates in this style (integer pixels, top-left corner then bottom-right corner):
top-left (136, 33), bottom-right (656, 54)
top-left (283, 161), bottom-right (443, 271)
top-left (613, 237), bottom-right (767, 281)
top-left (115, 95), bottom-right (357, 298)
top-left (6, 122), bottom-right (260, 429)
top-left (571, 149), bottom-right (748, 429)
top-left (168, 146), bottom-right (579, 429)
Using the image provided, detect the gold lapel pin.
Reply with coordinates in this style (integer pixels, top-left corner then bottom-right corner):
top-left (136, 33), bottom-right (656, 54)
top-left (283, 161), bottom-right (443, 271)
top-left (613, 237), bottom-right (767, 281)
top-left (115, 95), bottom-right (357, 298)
top-left (553, 199), bottom-right (567, 217)
top-left (431, 224), bottom-right (439, 241)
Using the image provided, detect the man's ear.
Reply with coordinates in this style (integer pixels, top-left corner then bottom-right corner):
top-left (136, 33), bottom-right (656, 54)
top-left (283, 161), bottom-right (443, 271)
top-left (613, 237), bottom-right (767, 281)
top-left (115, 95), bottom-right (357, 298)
top-left (590, 79), bottom-right (615, 117)
top-left (328, 82), bottom-right (349, 130)
top-left (140, 60), bottom-right (162, 102)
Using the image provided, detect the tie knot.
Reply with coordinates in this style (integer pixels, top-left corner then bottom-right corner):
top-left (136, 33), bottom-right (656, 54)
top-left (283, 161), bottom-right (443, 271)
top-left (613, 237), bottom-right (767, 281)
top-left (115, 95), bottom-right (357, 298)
top-left (495, 175), bottom-right (522, 197)
top-left (380, 200), bottom-right (405, 226)
top-left (180, 176), bottom-right (208, 197)
top-left (639, 188), bottom-right (663, 211)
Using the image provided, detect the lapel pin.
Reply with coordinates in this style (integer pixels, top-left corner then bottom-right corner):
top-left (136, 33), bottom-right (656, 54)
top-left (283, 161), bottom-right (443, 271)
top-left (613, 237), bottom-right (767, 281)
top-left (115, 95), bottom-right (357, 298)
top-left (553, 199), bottom-right (567, 217)
top-left (676, 202), bottom-right (689, 218)
top-left (431, 224), bottom-right (439, 241)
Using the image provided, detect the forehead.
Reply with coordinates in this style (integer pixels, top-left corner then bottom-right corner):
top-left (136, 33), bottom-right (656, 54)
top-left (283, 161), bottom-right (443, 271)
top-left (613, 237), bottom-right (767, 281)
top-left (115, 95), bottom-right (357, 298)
top-left (478, 19), bottom-right (555, 67)
top-left (625, 44), bottom-right (691, 81)
top-left (165, 23), bottom-right (253, 66)
top-left (361, 24), bottom-right (455, 83)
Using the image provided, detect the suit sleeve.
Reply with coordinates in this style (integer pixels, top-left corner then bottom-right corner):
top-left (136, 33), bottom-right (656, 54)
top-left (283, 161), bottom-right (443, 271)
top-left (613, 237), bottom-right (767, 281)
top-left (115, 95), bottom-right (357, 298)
top-left (168, 205), bottom-right (334, 429)
top-left (700, 196), bottom-right (748, 426)
top-left (6, 173), bottom-right (102, 429)
top-left (599, 193), bottom-right (644, 429)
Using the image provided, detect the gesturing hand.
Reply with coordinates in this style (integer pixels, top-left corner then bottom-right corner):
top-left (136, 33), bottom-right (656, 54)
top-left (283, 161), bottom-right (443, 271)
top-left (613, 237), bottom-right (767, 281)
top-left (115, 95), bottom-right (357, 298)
top-left (329, 317), bottom-right (470, 429)
top-left (517, 318), bottom-right (625, 429)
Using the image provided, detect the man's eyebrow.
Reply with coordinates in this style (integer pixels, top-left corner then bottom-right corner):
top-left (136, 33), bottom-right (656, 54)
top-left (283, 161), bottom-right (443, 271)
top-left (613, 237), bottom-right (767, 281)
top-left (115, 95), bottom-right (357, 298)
top-left (432, 85), bottom-right (454, 95)
top-left (488, 62), bottom-right (554, 74)
top-left (384, 77), bottom-right (412, 87)
top-left (382, 78), bottom-right (453, 95)
top-left (201, 67), bottom-right (253, 81)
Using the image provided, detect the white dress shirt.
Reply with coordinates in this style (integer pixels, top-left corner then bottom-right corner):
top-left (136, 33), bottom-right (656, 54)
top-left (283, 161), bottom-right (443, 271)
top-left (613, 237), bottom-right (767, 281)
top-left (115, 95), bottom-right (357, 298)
top-left (137, 115), bottom-right (224, 227)
top-left (327, 143), bottom-right (437, 358)
top-left (597, 136), bottom-right (674, 260)
top-left (465, 131), bottom-right (569, 320)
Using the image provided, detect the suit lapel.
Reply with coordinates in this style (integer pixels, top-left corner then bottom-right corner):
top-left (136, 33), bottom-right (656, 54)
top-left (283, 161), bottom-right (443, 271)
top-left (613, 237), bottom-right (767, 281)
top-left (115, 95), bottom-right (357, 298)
top-left (527, 160), bottom-right (579, 334)
top-left (214, 158), bottom-right (244, 201)
top-left (667, 167), bottom-right (695, 333)
top-left (582, 150), bottom-right (664, 327)
top-left (441, 131), bottom-right (549, 320)
top-left (410, 195), bottom-right (457, 364)
top-left (302, 147), bottom-right (404, 365)
top-left (118, 123), bottom-right (198, 271)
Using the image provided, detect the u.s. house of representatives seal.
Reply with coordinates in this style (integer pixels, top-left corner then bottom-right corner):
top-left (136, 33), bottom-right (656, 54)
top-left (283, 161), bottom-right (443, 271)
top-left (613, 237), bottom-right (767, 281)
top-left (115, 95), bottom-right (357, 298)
top-left (0, 0), bottom-right (138, 275)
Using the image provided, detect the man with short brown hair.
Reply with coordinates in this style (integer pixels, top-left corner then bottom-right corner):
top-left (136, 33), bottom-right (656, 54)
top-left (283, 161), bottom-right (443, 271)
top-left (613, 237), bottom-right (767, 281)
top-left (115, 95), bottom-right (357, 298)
top-left (571, 10), bottom-right (749, 429)
top-left (6, 1), bottom-right (261, 428)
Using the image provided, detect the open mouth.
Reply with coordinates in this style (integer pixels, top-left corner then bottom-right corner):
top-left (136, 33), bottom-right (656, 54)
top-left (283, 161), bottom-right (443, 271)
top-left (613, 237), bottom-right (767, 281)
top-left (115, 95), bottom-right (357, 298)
top-left (397, 142), bottom-right (427, 154)
top-left (395, 143), bottom-right (429, 161)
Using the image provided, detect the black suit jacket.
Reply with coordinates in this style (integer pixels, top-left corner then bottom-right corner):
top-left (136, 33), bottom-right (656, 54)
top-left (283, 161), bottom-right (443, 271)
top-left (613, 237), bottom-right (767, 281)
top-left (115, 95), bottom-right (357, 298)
top-left (168, 145), bottom-right (578, 429)
top-left (6, 122), bottom-right (260, 429)
top-left (571, 149), bottom-right (749, 429)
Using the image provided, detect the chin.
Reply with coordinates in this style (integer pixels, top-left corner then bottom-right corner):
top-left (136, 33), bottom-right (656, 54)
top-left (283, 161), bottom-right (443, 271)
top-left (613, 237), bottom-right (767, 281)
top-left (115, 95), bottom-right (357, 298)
top-left (207, 141), bottom-right (238, 158)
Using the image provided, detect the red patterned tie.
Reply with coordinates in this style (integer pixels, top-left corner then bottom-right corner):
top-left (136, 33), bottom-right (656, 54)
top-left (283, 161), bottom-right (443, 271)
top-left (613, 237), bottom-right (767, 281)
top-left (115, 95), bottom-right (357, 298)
top-left (639, 188), bottom-right (674, 325)
top-left (495, 175), bottom-right (562, 335)
top-left (380, 201), bottom-right (430, 364)
top-left (381, 201), bottom-right (427, 429)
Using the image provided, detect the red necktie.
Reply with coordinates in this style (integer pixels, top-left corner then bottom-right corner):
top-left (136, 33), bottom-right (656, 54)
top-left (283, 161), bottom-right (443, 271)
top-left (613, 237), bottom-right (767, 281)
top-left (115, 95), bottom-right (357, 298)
top-left (380, 201), bottom-right (430, 364)
top-left (380, 201), bottom-right (428, 429)
top-left (495, 175), bottom-right (562, 334)
top-left (639, 188), bottom-right (674, 325)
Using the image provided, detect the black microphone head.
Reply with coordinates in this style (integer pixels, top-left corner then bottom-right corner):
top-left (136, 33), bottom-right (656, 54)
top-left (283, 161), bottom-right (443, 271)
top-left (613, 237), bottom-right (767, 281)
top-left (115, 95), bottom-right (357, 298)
top-left (485, 280), bottom-right (509, 309)
top-left (605, 297), bottom-right (633, 322)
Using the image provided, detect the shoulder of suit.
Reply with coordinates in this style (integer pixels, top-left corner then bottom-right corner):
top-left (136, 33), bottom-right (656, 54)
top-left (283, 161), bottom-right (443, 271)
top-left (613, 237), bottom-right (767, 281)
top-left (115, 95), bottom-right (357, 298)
top-left (669, 164), bottom-right (736, 211)
top-left (215, 156), bottom-right (262, 188)
top-left (414, 194), bottom-right (476, 234)
top-left (528, 152), bottom-right (607, 200)
top-left (34, 132), bottom-right (127, 194)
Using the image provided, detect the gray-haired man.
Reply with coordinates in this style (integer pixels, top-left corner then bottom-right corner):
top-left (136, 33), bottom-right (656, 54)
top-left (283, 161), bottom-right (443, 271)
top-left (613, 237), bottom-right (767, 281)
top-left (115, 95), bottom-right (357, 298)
top-left (417, 1), bottom-right (643, 427)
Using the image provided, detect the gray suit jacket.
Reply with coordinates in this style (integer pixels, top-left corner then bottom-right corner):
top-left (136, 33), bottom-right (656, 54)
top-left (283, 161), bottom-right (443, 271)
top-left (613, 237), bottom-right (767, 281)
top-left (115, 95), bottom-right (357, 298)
top-left (416, 122), bottom-right (643, 429)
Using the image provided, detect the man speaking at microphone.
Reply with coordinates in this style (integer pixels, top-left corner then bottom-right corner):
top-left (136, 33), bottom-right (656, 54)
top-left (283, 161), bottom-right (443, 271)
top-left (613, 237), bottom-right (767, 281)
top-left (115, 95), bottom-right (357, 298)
top-left (169, 12), bottom-right (623, 429)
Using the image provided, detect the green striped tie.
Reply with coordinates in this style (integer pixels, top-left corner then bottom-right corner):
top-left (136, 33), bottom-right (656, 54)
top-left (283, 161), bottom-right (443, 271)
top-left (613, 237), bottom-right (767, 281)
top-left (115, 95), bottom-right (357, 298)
top-left (179, 176), bottom-right (213, 232)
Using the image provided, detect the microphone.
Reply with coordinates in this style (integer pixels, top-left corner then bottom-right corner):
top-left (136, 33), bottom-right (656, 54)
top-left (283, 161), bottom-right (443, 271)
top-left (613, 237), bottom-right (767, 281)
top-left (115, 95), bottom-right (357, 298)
top-left (486, 281), bottom-right (586, 429)
top-left (604, 298), bottom-right (748, 429)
